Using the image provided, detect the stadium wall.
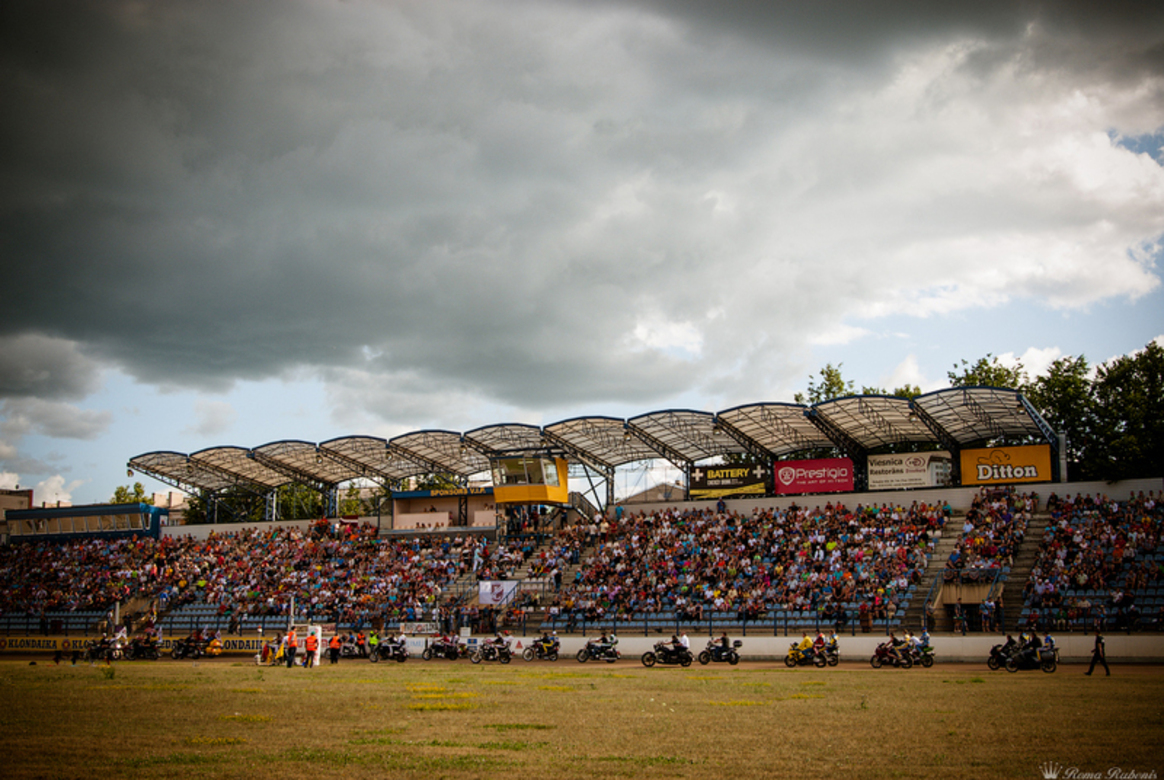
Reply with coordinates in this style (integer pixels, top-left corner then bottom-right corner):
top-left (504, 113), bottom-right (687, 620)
top-left (622, 477), bottom-right (1164, 517)
top-left (4, 632), bottom-right (1163, 663)
top-left (160, 519), bottom-right (317, 541)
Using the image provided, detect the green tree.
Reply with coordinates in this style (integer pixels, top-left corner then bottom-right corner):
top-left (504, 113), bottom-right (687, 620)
top-left (182, 488), bottom-right (266, 525)
top-left (1023, 355), bottom-right (1098, 479)
top-left (338, 484), bottom-right (363, 516)
top-left (110, 482), bottom-right (153, 505)
top-left (891, 384), bottom-right (923, 400)
top-left (360, 481), bottom-right (393, 519)
top-left (1090, 340), bottom-right (1164, 480)
top-left (275, 483), bottom-right (324, 520)
top-left (794, 363), bottom-right (855, 404)
top-left (413, 473), bottom-right (463, 490)
top-left (947, 354), bottom-right (1027, 389)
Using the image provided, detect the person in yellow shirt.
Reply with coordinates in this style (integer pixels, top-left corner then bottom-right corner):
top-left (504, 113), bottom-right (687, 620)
top-left (794, 632), bottom-right (814, 662)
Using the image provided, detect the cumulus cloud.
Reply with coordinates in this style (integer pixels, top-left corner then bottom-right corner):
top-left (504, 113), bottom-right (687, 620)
top-left (881, 355), bottom-right (944, 394)
top-left (33, 475), bottom-right (87, 506)
top-left (0, 0), bottom-right (1160, 426)
top-left (185, 399), bottom-right (238, 437)
top-left (0, 399), bottom-right (113, 441)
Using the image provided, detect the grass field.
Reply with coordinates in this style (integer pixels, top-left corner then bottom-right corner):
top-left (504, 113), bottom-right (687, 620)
top-left (3, 658), bottom-right (1162, 779)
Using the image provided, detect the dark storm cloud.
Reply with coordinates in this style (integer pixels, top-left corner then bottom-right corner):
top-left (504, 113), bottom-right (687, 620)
top-left (0, 335), bottom-right (102, 400)
top-left (0, 0), bottom-right (1160, 423)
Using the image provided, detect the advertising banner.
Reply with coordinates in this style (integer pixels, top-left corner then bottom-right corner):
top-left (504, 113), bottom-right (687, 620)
top-left (773, 457), bottom-right (853, 494)
top-left (960, 444), bottom-right (1052, 486)
top-left (868, 451), bottom-right (953, 490)
top-left (689, 463), bottom-right (769, 499)
top-left (478, 580), bottom-right (518, 606)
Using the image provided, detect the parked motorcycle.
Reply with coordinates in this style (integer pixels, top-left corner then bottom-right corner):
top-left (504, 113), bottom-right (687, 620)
top-left (576, 636), bottom-right (620, 663)
top-left (698, 639), bottom-right (742, 666)
top-left (170, 637), bottom-right (205, 660)
top-left (369, 639), bottom-right (409, 663)
top-left (1005, 646), bottom-right (1057, 673)
top-left (522, 636), bottom-right (560, 662)
top-left (122, 637), bottom-right (160, 661)
top-left (821, 642), bottom-right (840, 667)
top-left (641, 641), bottom-right (694, 668)
top-left (471, 639), bottom-right (513, 664)
top-left (784, 644), bottom-right (827, 668)
top-left (82, 638), bottom-right (116, 663)
top-left (906, 643), bottom-right (935, 668)
top-left (422, 637), bottom-right (469, 661)
top-left (987, 642), bottom-right (1012, 671)
top-left (869, 642), bottom-right (913, 669)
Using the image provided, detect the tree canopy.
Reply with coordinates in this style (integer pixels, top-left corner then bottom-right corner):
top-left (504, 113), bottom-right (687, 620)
top-left (110, 482), bottom-right (153, 505)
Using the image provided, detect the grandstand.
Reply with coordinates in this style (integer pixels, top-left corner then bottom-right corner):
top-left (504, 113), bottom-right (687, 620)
top-left (1, 480), bottom-right (1160, 647)
top-left (0, 385), bottom-right (1161, 653)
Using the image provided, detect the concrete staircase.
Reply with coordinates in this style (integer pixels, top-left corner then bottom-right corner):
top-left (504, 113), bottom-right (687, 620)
top-left (997, 513), bottom-right (1053, 632)
top-left (902, 530), bottom-right (961, 633)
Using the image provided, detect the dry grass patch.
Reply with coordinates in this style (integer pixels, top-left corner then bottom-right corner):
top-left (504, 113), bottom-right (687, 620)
top-left (2, 660), bottom-right (1162, 780)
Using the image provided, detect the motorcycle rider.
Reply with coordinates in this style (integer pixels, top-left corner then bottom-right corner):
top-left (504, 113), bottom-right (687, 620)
top-left (788, 632), bottom-right (813, 663)
top-left (536, 630), bottom-right (557, 656)
top-left (591, 630), bottom-right (617, 659)
top-left (1019, 631), bottom-right (1043, 666)
top-left (368, 630), bottom-right (380, 658)
top-left (886, 632), bottom-right (906, 665)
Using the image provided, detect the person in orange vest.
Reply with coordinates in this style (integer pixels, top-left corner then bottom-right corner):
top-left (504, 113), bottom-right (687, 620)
top-left (356, 631), bottom-right (367, 658)
top-left (285, 628), bottom-right (298, 668)
top-left (328, 634), bottom-right (342, 665)
top-left (303, 632), bottom-right (318, 669)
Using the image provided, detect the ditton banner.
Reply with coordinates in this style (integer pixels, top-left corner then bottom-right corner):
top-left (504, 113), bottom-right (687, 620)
top-left (689, 463), bottom-right (769, 499)
top-left (868, 451), bottom-right (953, 490)
top-left (960, 444), bottom-right (1052, 486)
top-left (774, 457), bottom-right (853, 494)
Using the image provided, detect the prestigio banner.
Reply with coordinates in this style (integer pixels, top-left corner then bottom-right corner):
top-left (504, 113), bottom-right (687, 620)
top-left (773, 457), bottom-right (853, 494)
top-left (868, 451), bottom-right (953, 490)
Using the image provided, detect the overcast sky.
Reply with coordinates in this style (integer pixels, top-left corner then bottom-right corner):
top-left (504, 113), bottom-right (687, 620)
top-left (1, 0), bottom-right (1162, 505)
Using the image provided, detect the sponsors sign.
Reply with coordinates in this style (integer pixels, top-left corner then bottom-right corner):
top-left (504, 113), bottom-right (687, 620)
top-left (689, 463), bottom-right (769, 500)
top-left (868, 451), bottom-right (953, 490)
top-left (773, 457), bottom-right (853, 494)
top-left (0, 636), bottom-right (268, 654)
top-left (478, 580), bottom-right (518, 606)
top-left (960, 444), bottom-right (1052, 486)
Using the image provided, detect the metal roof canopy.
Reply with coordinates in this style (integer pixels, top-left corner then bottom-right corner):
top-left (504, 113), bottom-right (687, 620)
top-left (543, 416), bottom-right (661, 470)
top-left (912, 386), bottom-right (1053, 445)
top-left (127, 386), bottom-right (1059, 501)
top-left (129, 451), bottom-right (249, 495)
top-left (809, 395), bottom-right (939, 453)
top-left (319, 435), bottom-right (424, 484)
top-left (716, 402), bottom-right (832, 458)
top-left (627, 409), bottom-right (745, 470)
top-left (463, 423), bottom-right (546, 457)
top-left (388, 429), bottom-right (492, 478)
top-left (190, 446), bottom-right (291, 490)
top-left (251, 440), bottom-right (358, 490)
